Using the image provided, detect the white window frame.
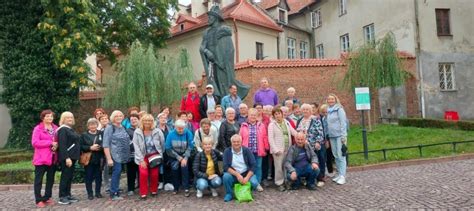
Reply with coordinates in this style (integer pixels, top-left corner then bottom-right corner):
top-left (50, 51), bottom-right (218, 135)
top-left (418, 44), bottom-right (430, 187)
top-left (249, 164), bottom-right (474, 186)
top-left (287, 38), bottom-right (296, 59)
top-left (316, 44), bottom-right (324, 59)
top-left (311, 9), bottom-right (322, 28)
top-left (340, 33), bottom-right (350, 52)
top-left (278, 8), bottom-right (288, 24)
top-left (363, 24), bottom-right (375, 44)
top-left (439, 63), bottom-right (456, 91)
top-left (300, 41), bottom-right (308, 59)
top-left (339, 0), bottom-right (347, 16)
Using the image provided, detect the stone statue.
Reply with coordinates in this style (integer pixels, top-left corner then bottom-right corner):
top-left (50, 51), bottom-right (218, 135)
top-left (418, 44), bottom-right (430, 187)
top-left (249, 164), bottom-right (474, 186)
top-left (200, 6), bottom-right (250, 99)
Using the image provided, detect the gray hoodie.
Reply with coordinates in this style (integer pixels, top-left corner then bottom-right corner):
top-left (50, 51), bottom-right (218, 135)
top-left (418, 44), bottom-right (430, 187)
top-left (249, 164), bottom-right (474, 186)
top-left (132, 128), bottom-right (164, 165)
top-left (326, 104), bottom-right (348, 138)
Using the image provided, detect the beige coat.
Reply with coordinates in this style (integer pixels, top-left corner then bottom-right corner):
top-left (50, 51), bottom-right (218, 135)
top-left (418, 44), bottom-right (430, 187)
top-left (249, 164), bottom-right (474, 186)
top-left (268, 119), bottom-right (297, 154)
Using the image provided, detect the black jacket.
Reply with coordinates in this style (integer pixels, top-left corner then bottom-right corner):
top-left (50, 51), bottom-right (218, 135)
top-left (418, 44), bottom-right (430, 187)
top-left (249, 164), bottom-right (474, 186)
top-left (199, 94), bottom-right (221, 118)
top-left (217, 121), bottom-right (240, 152)
top-left (193, 149), bottom-right (222, 179)
top-left (58, 126), bottom-right (81, 161)
top-left (80, 131), bottom-right (104, 165)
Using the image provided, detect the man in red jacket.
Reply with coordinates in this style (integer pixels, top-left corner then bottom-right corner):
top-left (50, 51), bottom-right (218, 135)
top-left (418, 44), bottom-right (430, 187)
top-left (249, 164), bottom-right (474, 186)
top-left (181, 82), bottom-right (201, 122)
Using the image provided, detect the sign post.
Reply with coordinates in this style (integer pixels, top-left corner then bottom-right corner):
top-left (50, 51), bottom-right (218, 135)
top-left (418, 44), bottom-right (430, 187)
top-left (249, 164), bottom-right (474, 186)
top-left (355, 87), bottom-right (370, 160)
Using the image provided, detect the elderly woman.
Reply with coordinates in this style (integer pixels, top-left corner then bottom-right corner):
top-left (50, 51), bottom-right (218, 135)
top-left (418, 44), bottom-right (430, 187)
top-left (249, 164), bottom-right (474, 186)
top-left (194, 118), bottom-right (219, 152)
top-left (80, 118), bottom-right (104, 200)
top-left (31, 110), bottom-right (58, 208)
top-left (282, 87), bottom-right (301, 105)
top-left (132, 114), bottom-right (164, 200)
top-left (57, 111), bottom-right (81, 205)
top-left (193, 137), bottom-right (223, 198)
top-left (237, 103), bottom-right (248, 126)
top-left (93, 108), bottom-right (106, 120)
top-left (319, 104), bottom-right (335, 178)
top-left (125, 113), bottom-right (140, 196)
top-left (268, 107), bottom-right (297, 191)
top-left (326, 94), bottom-right (348, 185)
top-left (103, 110), bottom-right (130, 200)
top-left (239, 108), bottom-right (269, 192)
top-left (157, 112), bottom-right (171, 190)
top-left (296, 103), bottom-right (326, 187)
top-left (213, 105), bottom-right (224, 128)
top-left (97, 114), bottom-right (109, 131)
top-left (217, 108), bottom-right (240, 152)
top-left (165, 119), bottom-right (194, 197)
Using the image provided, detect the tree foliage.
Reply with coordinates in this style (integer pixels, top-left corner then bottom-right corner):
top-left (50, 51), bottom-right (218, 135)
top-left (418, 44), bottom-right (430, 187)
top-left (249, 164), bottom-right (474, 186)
top-left (102, 41), bottom-right (193, 111)
top-left (343, 33), bottom-right (408, 90)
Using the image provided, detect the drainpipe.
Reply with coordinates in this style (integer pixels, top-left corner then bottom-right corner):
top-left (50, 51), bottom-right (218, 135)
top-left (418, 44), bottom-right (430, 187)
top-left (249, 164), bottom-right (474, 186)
top-left (414, 0), bottom-right (426, 118)
top-left (232, 18), bottom-right (240, 63)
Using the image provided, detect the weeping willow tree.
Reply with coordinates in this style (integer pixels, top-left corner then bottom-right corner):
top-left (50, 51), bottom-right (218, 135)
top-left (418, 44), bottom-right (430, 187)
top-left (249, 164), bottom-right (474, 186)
top-left (102, 41), bottom-right (194, 112)
top-left (343, 33), bottom-right (409, 127)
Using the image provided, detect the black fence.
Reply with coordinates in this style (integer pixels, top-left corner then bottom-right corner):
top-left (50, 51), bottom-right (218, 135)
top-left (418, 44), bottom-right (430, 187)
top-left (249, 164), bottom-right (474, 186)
top-left (347, 140), bottom-right (474, 161)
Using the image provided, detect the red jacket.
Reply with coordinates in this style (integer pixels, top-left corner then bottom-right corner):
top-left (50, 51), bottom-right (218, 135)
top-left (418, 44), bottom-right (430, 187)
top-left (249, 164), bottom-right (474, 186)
top-left (181, 92), bottom-right (201, 121)
top-left (240, 121), bottom-right (269, 157)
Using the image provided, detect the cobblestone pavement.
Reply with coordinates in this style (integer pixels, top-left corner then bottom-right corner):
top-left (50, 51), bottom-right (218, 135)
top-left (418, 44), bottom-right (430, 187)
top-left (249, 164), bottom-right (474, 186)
top-left (1, 159), bottom-right (473, 210)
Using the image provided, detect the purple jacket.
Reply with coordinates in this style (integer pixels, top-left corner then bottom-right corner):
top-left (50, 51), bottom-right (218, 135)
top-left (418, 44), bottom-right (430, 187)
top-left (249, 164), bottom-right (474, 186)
top-left (32, 122), bottom-right (58, 166)
top-left (253, 88), bottom-right (279, 106)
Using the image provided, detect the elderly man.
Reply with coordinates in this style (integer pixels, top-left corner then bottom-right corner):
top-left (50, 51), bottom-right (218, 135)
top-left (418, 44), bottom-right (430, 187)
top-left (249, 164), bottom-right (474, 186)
top-left (222, 134), bottom-right (259, 202)
top-left (181, 82), bottom-right (201, 122)
top-left (165, 120), bottom-right (194, 197)
top-left (200, 84), bottom-right (221, 119)
top-left (237, 103), bottom-right (248, 126)
top-left (221, 84), bottom-right (242, 116)
top-left (194, 118), bottom-right (219, 152)
top-left (285, 133), bottom-right (320, 190)
top-left (253, 78), bottom-right (278, 106)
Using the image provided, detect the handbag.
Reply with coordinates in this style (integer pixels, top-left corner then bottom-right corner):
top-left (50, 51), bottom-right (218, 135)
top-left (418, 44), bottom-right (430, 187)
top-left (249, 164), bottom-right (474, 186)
top-left (80, 135), bottom-right (97, 166)
top-left (144, 135), bottom-right (162, 168)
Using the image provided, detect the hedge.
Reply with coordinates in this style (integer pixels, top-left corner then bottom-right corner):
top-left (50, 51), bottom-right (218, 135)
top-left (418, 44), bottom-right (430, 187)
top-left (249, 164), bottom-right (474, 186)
top-left (0, 153), bottom-right (33, 164)
top-left (399, 118), bottom-right (474, 131)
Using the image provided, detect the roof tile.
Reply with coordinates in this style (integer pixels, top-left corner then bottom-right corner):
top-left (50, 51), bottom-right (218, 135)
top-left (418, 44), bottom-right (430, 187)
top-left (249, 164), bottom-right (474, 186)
top-left (235, 58), bottom-right (345, 70)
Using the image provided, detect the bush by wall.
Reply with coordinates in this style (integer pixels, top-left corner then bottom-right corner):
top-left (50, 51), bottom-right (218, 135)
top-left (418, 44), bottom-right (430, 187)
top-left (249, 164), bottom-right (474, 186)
top-left (399, 118), bottom-right (474, 131)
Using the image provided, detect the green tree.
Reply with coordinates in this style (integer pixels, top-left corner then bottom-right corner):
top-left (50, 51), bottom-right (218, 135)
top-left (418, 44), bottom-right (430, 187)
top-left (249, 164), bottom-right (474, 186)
top-left (102, 41), bottom-right (193, 112)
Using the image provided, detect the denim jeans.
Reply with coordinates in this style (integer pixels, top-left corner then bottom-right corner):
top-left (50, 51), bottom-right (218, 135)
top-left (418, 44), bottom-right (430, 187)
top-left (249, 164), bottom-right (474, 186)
top-left (196, 177), bottom-right (222, 191)
top-left (254, 154), bottom-right (263, 183)
top-left (330, 137), bottom-right (347, 177)
top-left (286, 164), bottom-right (320, 188)
top-left (170, 159), bottom-right (190, 191)
top-left (110, 161), bottom-right (123, 196)
top-left (223, 172), bottom-right (259, 197)
top-left (315, 143), bottom-right (327, 180)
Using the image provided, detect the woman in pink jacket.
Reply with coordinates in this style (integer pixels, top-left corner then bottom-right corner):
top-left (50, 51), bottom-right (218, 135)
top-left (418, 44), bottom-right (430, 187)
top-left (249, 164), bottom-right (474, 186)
top-left (268, 107), bottom-right (297, 191)
top-left (239, 108), bottom-right (269, 192)
top-left (31, 109), bottom-right (58, 208)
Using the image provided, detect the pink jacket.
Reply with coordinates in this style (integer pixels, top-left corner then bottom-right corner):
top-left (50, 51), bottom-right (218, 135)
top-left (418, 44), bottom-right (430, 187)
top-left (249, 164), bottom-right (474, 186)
top-left (32, 122), bottom-right (58, 166)
top-left (240, 122), bottom-right (269, 157)
top-left (268, 119), bottom-right (297, 154)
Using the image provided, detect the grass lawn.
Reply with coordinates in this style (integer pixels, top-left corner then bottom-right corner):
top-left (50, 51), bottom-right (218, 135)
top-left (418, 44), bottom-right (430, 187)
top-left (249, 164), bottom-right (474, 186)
top-left (347, 124), bottom-right (474, 166)
top-left (0, 160), bottom-right (33, 171)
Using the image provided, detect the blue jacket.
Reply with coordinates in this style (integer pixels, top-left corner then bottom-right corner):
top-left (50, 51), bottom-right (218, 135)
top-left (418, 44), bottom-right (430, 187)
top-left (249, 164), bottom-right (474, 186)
top-left (326, 104), bottom-right (348, 138)
top-left (223, 146), bottom-right (256, 174)
top-left (165, 128), bottom-right (194, 160)
top-left (221, 95), bottom-right (242, 116)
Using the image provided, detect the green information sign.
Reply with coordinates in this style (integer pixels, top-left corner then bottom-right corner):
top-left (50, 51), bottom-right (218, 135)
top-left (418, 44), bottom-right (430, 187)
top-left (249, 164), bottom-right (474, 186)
top-left (355, 87), bottom-right (371, 110)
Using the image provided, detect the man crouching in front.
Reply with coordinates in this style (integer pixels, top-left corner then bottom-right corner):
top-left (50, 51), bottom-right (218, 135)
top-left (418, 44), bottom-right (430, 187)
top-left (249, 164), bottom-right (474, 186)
top-left (222, 134), bottom-right (259, 202)
top-left (285, 132), bottom-right (320, 191)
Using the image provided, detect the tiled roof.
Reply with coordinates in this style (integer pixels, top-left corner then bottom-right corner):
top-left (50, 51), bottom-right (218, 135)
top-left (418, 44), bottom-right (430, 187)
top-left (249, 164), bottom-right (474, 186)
top-left (258, 0), bottom-right (279, 10)
top-left (287, 0), bottom-right (317, 15)
top-left (340, 51), bottom-right (416, 59)
top-left (79, 91), bottom-right (104, 100)
top-left (171, 0), bottom-right (282, 37)
top-left (235, 58), bottom-right (345, 70)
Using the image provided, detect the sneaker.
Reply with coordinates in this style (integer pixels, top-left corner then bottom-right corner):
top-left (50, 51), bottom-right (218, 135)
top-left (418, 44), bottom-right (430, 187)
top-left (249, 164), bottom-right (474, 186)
top-left (67, 196), bottom-right (79, 203)
top-left (111, 195), bottom-right (124, 201)
top-left (151, 192), bottom-right (157, 197)
top-left (140, 195), bottom-right (147, 200)
top-left (36, 201), bottom-right (46, 208)
top-left (307, 185), bottom-right (317, 191)
top-left (58, 197), bottom-right (71, 205)
top-left (196, 190), bottom-right (203, 198)
top-left (327, 172), bottom-right (335, 177)
top-left (317, 181), bottom-right (325, 187)
top-left (164, 183), bottom-right (174, 191)
top-left (336, 176), bottom-right (346, 185)
top-left (88, 195), bottom-right (94, 200)
top-left (184, 189), bottom-right (190, 197)
top-left (256, 184), bottom-right (264, 192)
top-left (211, 188), bottom-right (218, 197)
top-left (332, 175), bottom-right (341, 182)
top-left (224, 194), bottom-right (233, 202)
top-left (44, 199), bottom-right (54, 206)
top-left (158, 183), bottom-right (164, 190)
top-left (95, 194), bottom-right (104, 198)
top-left (127, 191), bottom-right (134, 196)
top-left (278, 185), bottom-right (286, 192)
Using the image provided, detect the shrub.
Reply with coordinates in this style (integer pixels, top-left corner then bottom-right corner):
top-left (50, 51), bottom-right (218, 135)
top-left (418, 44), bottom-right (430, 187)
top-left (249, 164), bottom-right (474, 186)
top-left (0, 170), bottom-right (33, 184)
top-left (0, 153), bottom-right (33, 164)
top-left (399, 118), bottom-right (474, 131)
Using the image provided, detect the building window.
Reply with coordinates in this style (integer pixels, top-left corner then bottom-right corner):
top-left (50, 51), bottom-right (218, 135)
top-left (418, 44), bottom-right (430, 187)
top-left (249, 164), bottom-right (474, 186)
top-left (316, 44), bottom-right (324, 59)
top-left (278, 8), bottom-right (287, 24)
top-left (311, 9), bottom-right (321, 28)
top-left (256, 42), bottom-right (264, 60)
top-left (339, 0), bottom-right (347, 16)
top-left (287, 38), bottom-right (296, 59)
top-left (340, 33), bottom-right (350, 52)
top-left (435, 9), bottom-right (451, 36)
top-left (300, 41), bottom-right (308, 59)
top-left (439, 63), bottom-right (456, 91)
top-left (363, 24), bottom-right (375, 44)
top-left (180, 23), bottom-right (185, 31)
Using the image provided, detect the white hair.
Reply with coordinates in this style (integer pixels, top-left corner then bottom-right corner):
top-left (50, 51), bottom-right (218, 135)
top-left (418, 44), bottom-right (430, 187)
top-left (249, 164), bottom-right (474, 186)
top-left (175, 119), bottom-right (186, 128)
top-left (109, 110), bottom-right (124, 122)
top-left (280, 106), bottom-right (289, 112)
top-left (263, 105), bottom-right (273, 111)
top-left (238, 103), bottom-right (248, 109)
top-left (287, 87), bottom-right (296, 92)
top-left (300, 103), bottom-right (312, 111)
top-left (86, 118), bottom-right (99, 126)
top-left (225, 107), bottom-right (236, 115)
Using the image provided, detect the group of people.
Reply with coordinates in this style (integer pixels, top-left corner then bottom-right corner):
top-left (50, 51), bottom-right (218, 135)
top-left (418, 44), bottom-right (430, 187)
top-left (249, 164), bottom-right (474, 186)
top-left (31, 77), bottom-right (348, 207)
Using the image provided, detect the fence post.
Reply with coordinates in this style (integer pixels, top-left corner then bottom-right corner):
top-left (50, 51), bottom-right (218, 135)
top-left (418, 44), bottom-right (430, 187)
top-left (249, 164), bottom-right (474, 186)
top-left (382, 149), bottom-right (387, 160)
top-left (418, 145), bottom-right (423, 157)
top-left (453, 142), bottom-right (457, 153)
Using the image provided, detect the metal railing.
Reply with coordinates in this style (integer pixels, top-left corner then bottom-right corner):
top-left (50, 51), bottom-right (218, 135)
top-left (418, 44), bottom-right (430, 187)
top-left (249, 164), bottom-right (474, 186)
top-left (347, 140), bottom-right (474, 161)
